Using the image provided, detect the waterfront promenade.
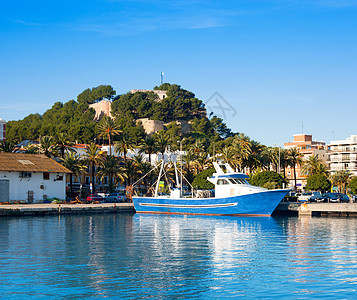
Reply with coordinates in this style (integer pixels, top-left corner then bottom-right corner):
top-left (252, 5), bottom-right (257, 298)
top-left (276, 202), bottom-right (357, 217)
top-left (0, 203), bottom-right (135, 216)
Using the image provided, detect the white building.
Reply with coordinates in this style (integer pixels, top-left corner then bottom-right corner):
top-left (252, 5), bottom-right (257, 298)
top-left (0, 118), bottom-right (5, 141)
top-left (0, 153), bottom-right (71, 203)
top-left (327, 135), bottom-right (357, 176)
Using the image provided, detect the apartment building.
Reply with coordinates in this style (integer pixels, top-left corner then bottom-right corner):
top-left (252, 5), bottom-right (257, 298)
top-left (327, 135), bottom-right (357, 176)
top-left (284, 134), bottom-right (327, 190)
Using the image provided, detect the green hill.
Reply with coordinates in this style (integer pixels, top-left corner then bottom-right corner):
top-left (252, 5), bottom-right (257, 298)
top-left (6, 83), bottom-right (233, 147)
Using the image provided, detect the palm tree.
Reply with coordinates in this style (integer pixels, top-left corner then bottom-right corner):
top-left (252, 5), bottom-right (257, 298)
top-left (260, 147), bottom-right (274, 170)
top-left (97, 116), bottom-right (121, 155)
top-left (288, 147), bottom-right (302, 190)
top-left (270, 147), bottom-right (280, 172)
top-left (220, 146), bottom-right (238, 170)
top-left (24, 143), bottom-right (39, 154)
top-left (301, 155), bottom-right (328, 176)
top-left (133, 155), bottom-right (154, 188)
top-left (0, 141), bottom-right (15, 152)
top-left (55, 132), bottom-right (74, 159)
top-left (232, 133), bottom-right (251, 172)
top-left (139, 136), bottom-right (158, 164)
top-left (98, 155), bottom-right (125, 192)
top-left (331, 170), bottom-right (352, 194)
top-left (182, 149), bottom-right (196, 184)
top-left (61, 152), bottom-right (85, 198)
top-left (246, 140), bottom-right (264, 172)
top-left (114, 136), bottom-right (133, 163)
top-left (192, 152), bottom-right (212, 175)
top-left (39, 136), bottom-right (57, 158)
top-left (83, 143), bottom-right (102, 194)
top-left (190, 139), bottom-right (206, 154)
top-left (122, 159), bottom-right (139, 186)
top-left (279, 149), bottom-right (290, 178)
top-left (156, 131), bottom-right (170, 157)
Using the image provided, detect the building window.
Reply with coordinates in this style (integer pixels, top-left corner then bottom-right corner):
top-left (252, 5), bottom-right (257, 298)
top-left (43, 172), bottom-right (50, 180)
top-left (56, 174), bottom-right (63, 181)
top-left (85, 177), bottom-right (90, 184)
top-left (104, 177), bottom-right (108, 185)
top-left (20, 172), bottom-right (32, 178)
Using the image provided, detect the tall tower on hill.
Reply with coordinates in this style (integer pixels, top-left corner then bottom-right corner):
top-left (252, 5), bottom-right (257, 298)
top-left (0, 118), bottom-right (6, 141)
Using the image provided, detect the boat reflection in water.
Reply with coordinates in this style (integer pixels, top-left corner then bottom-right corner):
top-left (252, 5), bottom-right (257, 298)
top-left (2, 214), bottom-right (357, 298)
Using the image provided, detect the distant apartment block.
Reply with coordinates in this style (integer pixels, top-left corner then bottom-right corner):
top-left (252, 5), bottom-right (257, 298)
top-left (327, 135), bottom-right (357, 176)
top-left (284, 134), bottom-right (327, 190)
top-left (0, 118), bottom-right (5, 141)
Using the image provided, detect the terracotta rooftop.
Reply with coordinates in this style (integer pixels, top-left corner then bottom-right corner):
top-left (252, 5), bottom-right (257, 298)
top-left (0, 153), bottom-right (72, 173)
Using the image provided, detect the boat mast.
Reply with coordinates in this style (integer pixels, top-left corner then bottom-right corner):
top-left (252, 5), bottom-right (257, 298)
top-left (180, 140), bottom-right (183, 197)
top-left (174, 162), bottom-right (180, 189)
top-left (155, 161), bottom-right (165, 197)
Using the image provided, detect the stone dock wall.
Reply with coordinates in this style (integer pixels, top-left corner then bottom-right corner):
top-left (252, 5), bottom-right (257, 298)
top-left (0, 203), bottom-right (135, 217)
top-left (275, 202), bottom-right (357, 217)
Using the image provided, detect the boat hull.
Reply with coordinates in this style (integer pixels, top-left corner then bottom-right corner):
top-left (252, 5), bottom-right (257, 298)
top-left (132, 189), bottom-right (290, 216)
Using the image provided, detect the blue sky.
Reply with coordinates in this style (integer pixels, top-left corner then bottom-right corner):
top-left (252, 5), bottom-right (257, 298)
top-left (1, 0), bottom-right (357, 146)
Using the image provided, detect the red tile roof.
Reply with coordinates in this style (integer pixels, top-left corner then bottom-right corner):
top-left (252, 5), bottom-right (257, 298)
top-left (0, 153), bottom-right (71, 173)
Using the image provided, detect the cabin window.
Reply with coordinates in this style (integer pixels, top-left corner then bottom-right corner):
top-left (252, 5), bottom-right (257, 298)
top-left (217, 179), bottom-right (229, 185)
top-left (228, 178), bottom-right (247, 185)
top-left (43, 172), bottom-right (50, 180)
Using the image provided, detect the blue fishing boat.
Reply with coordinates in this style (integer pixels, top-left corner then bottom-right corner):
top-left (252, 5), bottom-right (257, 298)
top-left (132, 162), bottom-right (290, 217)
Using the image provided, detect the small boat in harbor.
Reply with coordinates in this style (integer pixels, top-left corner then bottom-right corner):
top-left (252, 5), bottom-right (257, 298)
top-left (132, 162), bottom-right (290, 217)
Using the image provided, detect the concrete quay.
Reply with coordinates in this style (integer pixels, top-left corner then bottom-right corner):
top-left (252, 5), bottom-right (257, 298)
top-left (275, 202), bottom-right (357, 217)
top-left (0, 203), bottom-right (135, 217)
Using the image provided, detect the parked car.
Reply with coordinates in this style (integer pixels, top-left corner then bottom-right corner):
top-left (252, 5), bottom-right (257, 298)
top-left (328, 193), bottom-right (349, 203)
top-left (309, 193), bottom-right (324, 203)
top-left (316, 192), bottom-right (349, 203)
top-left (86, 194), bottom-right (104, 202)
top-left (298, 191), bottom-right (321, 202)
top-left (105, 192), bottom-right (126, 203)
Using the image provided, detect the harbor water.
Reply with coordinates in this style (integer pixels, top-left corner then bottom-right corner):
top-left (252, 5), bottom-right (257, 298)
top-left (1, 213), bottom-right (357, 299)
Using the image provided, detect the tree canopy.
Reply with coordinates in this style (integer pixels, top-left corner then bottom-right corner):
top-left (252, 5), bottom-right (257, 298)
top-left (249, 170), bottom-right (287, 189)
top-left (191, 168), bottom-right (215, 190)
top-left (305, 174), bottom-right (331, 192)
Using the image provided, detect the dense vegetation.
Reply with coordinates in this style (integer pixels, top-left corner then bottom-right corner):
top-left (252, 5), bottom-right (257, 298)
top-left (3, 82), bottom-right (356, 195)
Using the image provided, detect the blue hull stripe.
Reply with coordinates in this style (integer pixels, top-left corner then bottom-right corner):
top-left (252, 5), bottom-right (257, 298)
top-left (140, 203), bottom-right (237, 208)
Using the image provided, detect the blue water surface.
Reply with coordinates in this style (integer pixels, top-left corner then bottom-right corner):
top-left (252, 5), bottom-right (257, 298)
top-left (1, 213), bottom-right (357, 299)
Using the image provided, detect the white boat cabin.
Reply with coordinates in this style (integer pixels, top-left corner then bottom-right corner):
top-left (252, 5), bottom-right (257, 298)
top-left (208, 162), bottom-right (267, 198)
